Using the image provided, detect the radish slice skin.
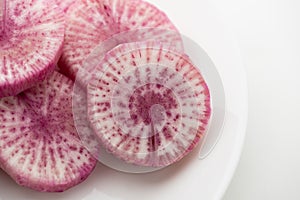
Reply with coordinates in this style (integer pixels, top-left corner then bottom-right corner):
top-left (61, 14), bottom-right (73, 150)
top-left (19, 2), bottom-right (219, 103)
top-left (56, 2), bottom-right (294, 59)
top-left (0, 71), bottom-right (97, 192)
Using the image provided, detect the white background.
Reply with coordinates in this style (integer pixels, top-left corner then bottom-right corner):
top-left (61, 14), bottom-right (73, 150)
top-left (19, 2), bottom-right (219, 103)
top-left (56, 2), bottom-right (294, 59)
top-left (209, 0), bottom-right (300, 199)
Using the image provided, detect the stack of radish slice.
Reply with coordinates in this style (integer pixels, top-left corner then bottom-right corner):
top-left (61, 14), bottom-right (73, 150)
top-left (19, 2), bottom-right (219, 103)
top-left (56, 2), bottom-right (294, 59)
top-left (0, 0), bottom-right (211, 193)
top-left (0, 0), bottom-right (97, 192)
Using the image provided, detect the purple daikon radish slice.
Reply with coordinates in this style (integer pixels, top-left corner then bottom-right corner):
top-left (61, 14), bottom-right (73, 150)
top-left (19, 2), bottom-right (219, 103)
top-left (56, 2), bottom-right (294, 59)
top-left (72, 29), bottom-right (182, 174)
top-left (0, 71), bottom-right (97, 192)
top-left (58, 0), bottom-right (180, 81)
top-left (0, 0), bottom-right (65, 98)
top-left (87, 41), bottom-right (211, 167)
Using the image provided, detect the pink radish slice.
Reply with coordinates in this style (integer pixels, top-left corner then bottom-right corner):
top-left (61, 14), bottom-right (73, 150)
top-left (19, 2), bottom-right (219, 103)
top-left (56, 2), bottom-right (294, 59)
top-left (0, 0), bottom-right (65, 98)
top-left (72, 30), bottom-right (182, 172)
top-left (0, 71), bottom-right (97, 192)
top-left (87, 41), bottom-right (211, 167)
top-left (58, 0), bottom-right (180, 81)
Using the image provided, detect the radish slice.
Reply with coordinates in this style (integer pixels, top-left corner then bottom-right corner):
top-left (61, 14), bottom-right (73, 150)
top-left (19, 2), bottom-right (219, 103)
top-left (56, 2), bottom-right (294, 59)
top-left (87, 41), bottom-right (211, 167)
top-left (72, 29), bottom-right (182, 173)
top-left (0, 0), bottom-right (65, 98)
top-left (0, 71), bottom-right (97, 192)
top-left (58, 0), bottom-right (180, 81)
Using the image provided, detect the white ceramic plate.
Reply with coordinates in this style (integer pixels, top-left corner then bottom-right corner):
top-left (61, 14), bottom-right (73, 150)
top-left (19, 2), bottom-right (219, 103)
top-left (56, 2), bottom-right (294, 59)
top-left (0, 1), bottom-right (247, 199)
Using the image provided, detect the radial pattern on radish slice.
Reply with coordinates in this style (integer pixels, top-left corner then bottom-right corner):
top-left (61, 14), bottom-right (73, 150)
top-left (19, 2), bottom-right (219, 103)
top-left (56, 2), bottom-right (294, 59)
top-left (0, 71), bottom-right (97, 192)
top-left (87, 41), bottom-right (211, 167)
top-left (0, 0), bottom-right (65, 98)
top-left (54, 0), bottom-right (76, 13)
top-left (58, 0), bottom-right (181, 81)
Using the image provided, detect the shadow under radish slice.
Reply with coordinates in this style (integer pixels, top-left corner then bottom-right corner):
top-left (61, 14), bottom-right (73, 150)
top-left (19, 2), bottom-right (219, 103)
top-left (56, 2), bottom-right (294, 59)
top-left (0, 0), bottom-right (65, 98)
top-left (0, 71), bottom-right (97, 192)
top-left (87, 41), bottom-right (211, 167)
top-left (58, 0), bottom-right (181, 81)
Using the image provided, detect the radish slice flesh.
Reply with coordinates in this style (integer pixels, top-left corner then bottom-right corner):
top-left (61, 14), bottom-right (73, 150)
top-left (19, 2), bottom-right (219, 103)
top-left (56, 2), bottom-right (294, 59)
top-left (54, 0), bottom-right (76, 13)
